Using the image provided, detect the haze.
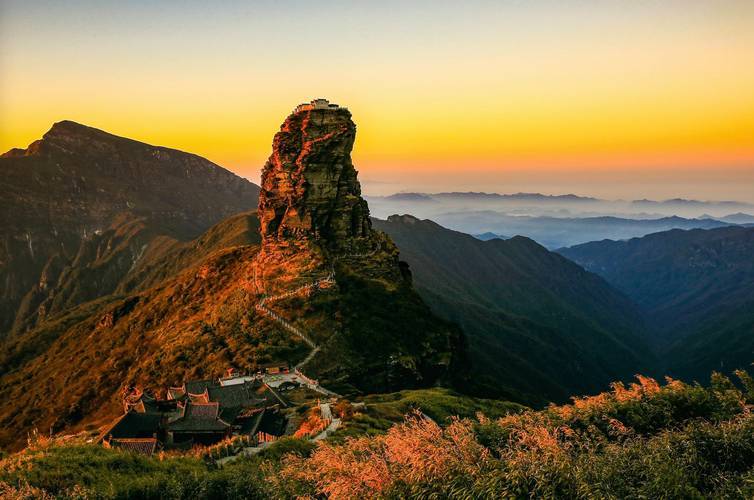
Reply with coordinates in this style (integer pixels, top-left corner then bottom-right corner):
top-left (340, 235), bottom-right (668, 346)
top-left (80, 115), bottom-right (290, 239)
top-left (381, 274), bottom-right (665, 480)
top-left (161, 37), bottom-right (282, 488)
top-left (1, 0), bottom-right (753, 201)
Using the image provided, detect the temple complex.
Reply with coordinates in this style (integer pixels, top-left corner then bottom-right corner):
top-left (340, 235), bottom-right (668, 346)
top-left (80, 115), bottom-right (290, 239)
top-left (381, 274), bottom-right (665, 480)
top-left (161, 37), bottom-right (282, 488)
top-left (100, 372), bottom-right (289, 455)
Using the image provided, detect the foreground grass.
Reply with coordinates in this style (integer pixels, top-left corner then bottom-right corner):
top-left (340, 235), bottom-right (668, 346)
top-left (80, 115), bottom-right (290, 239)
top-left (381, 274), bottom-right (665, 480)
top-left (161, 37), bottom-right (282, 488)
top-left (1, 442), bottom-right (240, 498)
top-left (3, 371), bottom-right (754, 498)
top-left (328, 387), bottom-right (526, 441)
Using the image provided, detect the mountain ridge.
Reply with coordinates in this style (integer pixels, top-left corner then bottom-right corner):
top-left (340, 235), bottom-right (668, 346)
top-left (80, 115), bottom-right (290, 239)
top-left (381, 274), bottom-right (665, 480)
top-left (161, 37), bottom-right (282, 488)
top-left (372, 191), bottom-right (753, 208)
top-left (0, 120), bottom-right (260, 336)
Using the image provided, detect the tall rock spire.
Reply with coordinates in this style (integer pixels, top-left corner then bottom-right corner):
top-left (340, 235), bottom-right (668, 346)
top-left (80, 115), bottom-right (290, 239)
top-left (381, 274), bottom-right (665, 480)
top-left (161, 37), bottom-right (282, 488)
top-left (252, 101), bottom-right (461, 391)
top-left (258, 99), bottom-right (372, 252)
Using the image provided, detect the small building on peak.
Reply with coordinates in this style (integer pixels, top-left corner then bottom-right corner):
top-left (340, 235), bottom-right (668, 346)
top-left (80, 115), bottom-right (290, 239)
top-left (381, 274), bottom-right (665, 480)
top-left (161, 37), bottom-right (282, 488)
top-left (259, 361), bottom-right (289, 375)
top-left (294, 98), bottom-right (344, 113)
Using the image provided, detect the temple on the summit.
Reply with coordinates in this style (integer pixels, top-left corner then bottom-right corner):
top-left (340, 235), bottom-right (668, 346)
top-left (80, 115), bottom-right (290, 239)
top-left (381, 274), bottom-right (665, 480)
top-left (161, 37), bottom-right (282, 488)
top-left (294, 98), bottom-right (343, 113)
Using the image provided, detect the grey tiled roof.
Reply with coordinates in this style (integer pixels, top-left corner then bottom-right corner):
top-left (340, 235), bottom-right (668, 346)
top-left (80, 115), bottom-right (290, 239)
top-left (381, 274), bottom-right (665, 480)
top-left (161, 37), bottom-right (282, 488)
top-left (110, 438), bottom-right (158, 456)
top-left (184, 379), bottom-right (217, 394)
top-left (186, 402), bottom-right (219, 418)
top-left (104, 411), bottom-right (162, 439)
top-left (167, 416), bottom-right (230, 432)
top-left (207, 382), bottom-right (266, 409)
top-left (167, 402), bottom-right (230, 432)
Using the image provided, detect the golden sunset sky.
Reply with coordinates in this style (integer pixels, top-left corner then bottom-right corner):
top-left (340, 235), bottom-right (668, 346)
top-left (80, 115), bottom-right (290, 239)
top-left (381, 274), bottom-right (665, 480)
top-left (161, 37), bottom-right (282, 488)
top-left (2, 1), bottom-right (753, 200)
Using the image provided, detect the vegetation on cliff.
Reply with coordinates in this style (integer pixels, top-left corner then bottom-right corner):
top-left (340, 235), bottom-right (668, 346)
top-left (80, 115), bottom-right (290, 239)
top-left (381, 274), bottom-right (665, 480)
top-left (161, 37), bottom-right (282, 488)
top-left (559, 226), bottom-right (754, 381)
top-left (0, 106), bottom-right (461, 450)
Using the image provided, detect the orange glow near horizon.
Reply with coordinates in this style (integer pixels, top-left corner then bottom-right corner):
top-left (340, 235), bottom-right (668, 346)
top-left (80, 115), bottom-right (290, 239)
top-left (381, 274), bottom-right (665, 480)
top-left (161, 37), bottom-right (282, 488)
top-left (1, 1), bottom-right (753, 200)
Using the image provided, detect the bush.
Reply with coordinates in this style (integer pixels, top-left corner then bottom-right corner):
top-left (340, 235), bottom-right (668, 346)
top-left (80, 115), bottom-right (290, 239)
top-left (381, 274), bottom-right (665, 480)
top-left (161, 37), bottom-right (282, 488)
top-left (279, 372), bottom-right (754, 499)
top-left (255, 437), bottom-right (316, 461)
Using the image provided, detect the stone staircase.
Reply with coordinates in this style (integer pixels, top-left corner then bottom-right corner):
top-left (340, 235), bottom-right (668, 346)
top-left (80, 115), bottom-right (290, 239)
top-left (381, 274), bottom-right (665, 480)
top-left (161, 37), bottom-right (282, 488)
top-left (253, 244), bottom-right (379, 369)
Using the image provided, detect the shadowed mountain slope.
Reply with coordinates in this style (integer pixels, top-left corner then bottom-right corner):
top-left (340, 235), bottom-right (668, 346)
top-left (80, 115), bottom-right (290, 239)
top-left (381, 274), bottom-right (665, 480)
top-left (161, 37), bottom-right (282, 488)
top-left (373, 214), bottom-right (655, 404)
top-left (559, 226), bottom-right (754, 381)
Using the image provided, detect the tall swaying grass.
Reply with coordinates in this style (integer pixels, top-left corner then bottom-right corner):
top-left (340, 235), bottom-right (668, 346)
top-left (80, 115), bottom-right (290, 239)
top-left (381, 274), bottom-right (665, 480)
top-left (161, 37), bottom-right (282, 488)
top-left (275, 371), bottom-right (754, 499)
top-left (2, 370), bottom-right (754, 498)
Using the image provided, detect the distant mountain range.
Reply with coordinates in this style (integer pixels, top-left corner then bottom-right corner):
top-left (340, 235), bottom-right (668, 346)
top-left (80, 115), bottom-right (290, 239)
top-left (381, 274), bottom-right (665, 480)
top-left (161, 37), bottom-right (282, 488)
top-left (474, 232), bottom-right (510, 241)
top-left (631, 198), bottom-right (752, 209)
top-left (367, 192), bottom-right (752, 248)
top-left (559, 226), bottom-right (754, 381)
top-left (702, 212), bottom-right (754, 224)
top-left (428, 212), bottom-right (733, 249)
top-left (377, 191), bottom-right (753, 209)
top-left (374, 215), bottom-right (655, 404)
top-left (384, 192), bottom-right (600, 203)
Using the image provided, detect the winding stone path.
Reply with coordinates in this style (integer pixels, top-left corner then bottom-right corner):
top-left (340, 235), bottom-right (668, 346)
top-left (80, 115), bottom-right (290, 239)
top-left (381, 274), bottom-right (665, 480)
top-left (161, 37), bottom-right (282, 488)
top-left (254, 275), bottom-right (333, 355)
top-left (252, 244), bottom-right (379, 370)
top-left (217, 248), bottom-right (382, 467)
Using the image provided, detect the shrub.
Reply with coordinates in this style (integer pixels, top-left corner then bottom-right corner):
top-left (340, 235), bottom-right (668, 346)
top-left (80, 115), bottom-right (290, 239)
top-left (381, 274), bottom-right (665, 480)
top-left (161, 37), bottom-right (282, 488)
top-left (276, 373), bottom-right (754, 499)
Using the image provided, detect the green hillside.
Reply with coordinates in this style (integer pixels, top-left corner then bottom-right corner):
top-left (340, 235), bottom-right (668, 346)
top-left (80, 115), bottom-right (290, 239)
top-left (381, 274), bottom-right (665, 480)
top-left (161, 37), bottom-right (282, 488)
top-left (559, 226), bottom-right (754, 381)
top-left (374, 215), bottom-right (656, 404)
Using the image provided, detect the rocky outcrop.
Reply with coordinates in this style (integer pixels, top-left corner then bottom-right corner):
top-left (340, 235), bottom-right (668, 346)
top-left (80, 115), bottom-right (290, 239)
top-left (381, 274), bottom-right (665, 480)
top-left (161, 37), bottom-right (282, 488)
top-left (253, 99), bottom-right (462, 392)
top-left (254, 99), bottom-right (409, 292)
top-left (258, 101), bottom-right (372, 253)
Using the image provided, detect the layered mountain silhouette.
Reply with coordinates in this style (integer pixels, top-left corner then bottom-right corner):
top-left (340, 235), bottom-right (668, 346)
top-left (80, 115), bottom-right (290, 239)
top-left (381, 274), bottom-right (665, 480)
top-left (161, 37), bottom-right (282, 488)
top-left (366, 192), bottom-right (741, 248)
top-left (374, 215), bottom-right (655, 404)
top-left (418, 213), bottom-right (732, 249)
top-left (559, 226), bottom-right (754, 380)
top-left (0, 121), bottom-right (260, 337)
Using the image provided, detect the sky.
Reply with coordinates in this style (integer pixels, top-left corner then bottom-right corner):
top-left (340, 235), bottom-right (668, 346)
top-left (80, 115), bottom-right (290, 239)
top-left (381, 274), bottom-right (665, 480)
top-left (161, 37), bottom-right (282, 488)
top-left (2, 0), bottom-right (753, 201)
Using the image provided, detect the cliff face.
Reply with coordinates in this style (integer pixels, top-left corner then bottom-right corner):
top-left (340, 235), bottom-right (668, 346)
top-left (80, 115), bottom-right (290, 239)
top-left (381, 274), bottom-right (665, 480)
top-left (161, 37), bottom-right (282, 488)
top-left (0, 121), bottom-right (260, 335)
top-left (254, 102), bottom-right (406, 292)
top-left (258, 105), bottom-right (371, 252)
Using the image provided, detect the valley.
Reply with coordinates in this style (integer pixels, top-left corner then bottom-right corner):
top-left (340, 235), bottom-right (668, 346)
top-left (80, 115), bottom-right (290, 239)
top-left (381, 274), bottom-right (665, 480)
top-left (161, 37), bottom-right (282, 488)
top-left (559, 226), bottom-right (754, 381)
top-left (373, 214), bottom-right (655, 404)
